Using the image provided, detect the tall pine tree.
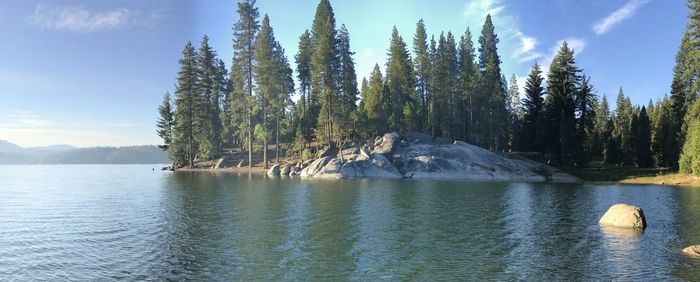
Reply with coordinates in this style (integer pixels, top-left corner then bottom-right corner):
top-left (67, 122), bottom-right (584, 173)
top-left (172, 42), bottom-right (199, 167)
top-left (231, 0), bottom-right (260, 167)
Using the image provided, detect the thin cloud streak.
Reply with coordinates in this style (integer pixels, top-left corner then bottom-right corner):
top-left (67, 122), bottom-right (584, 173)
top-left (593, 0), bottom-right (649, 35)
top-left (463, 0), bottom-right (543, 62)
top-left (26, 3), bottom-right (161, 33)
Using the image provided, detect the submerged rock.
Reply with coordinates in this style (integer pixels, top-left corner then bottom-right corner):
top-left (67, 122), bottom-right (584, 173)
top-left (599, 204), bottom-right (647, 229)
top-left (682, 245), bottom-right (700, 256)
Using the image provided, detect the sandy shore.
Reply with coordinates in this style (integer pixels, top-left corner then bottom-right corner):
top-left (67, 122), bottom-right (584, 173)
top-left (620, 173), bottom-right (700, 187)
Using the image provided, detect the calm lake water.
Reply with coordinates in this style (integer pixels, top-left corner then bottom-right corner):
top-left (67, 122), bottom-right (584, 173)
top-left (1, 165), bottom-right (700, 281)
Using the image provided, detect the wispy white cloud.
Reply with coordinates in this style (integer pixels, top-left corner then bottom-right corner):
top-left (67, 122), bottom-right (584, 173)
top-left (463, 0), bottom-right (543, 63)
top-left (26, 3), bottom-right (160, 33)
top-left (592, 0), bottom-right (649, 35)
top-left (0, 110), bottom-right (55, 128)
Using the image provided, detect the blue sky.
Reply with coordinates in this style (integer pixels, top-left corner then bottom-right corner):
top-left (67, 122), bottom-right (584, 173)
top-left (0, 0), bottom-right (688, 147)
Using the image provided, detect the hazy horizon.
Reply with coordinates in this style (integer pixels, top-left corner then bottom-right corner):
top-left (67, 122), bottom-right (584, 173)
top-left (0, 0), bottom-right (687, 147)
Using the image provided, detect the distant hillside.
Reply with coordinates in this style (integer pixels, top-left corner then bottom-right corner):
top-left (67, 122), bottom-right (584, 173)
top-left (0, 140), bottom-right (168, 164)
top-left (39, 146), bottom-right (169, 164)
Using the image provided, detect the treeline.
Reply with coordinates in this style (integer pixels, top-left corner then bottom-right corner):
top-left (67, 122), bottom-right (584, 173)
top-left (157, 0), bottom-right (700, 175)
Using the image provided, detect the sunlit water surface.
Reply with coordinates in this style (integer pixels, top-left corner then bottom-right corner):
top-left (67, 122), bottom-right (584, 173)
top-left (1, 165), bottom-right (699, 280)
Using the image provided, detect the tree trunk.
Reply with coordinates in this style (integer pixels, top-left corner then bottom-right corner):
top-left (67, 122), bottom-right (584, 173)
top-left (276, 111), bottom-right (280, 164)
top-left (263, 98), bottom-right (268, 169)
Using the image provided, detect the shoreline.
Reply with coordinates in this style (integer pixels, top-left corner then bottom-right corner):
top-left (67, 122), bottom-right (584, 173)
top-left (172, 165), bottom-right (700, 187)
top-left (175, 166), bottom-right (267, 174)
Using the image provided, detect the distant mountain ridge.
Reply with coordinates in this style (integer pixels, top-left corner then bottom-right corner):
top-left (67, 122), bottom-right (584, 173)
top-left (0, 140), bottom-right (168, 164)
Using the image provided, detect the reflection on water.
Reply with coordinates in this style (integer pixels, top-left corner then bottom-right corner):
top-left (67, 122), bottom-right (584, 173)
top-left (1, 165), bottom-right (700, 280)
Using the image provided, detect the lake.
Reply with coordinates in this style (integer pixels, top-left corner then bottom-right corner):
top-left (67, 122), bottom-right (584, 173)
top-left (1, 165), bottom-right (699, 280)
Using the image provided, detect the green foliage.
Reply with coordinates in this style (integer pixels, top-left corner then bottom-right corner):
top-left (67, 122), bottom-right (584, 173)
top-left (301, 148), bottom-right (314, 161)
top-left (171, 42), bottom-right (199, 167)
top-left (156, 92), bottom-right (174, 151)
top-left (385, 26), bottom-right (417, 132)
top-left (311, 0), bottom-right (339, 147)
top-left (592, 94), bottom-right (611, 161)
top-left (413, 19), bottom-right (430, 132)
top-left (478, 15), bottom-right (508, 150)
top-left (543, 42), bottom-right (580, 166)
top-left (458, 28), bottom-right (479, 142)
top-left (196, 35), bottom-right (224, 160)
top-left (634, 106), bottom-right (653, 167)
top-left (362, 64), bottom-right (389, 135)
top-left (680, 98), bottom-right (700, 175)
top-left (521, 63), bottom-right (545, 152)
top-left (231, 0), bottom-right (260, 167)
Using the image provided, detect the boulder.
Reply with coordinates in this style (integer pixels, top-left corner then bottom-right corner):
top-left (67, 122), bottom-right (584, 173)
top-left (682, 245), bottom-right (700, 256)
top-left (372, 132), bottom-right (401, 155)
top-left (316, 147), bottom-right (337, 159)
top-left (214, 158), bottom-right (225, 169)
top-left (289, 166), bottom-right (301, 177)
top-left (280, 163), bottom-right (292, 176)
top-left (299, 153), bottom-right (402, 179)
top-left (359, 147), bottom-right (372, 159)
top-left (300, 157), bottom-right (332, 177)
top-left (296, 132), bottom-right (580, 182)
top-left (598, 204), bottom-right (647, 229)
top-left (267, 164), bottom-right (281, 177)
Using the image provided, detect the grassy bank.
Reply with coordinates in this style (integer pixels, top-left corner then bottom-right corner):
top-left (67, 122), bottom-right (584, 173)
top-left (570, 166), bottom-right (700, 187)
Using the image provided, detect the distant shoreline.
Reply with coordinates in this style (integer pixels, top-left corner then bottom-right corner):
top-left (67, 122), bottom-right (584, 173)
top-left (175, 166), bottom-right (267, 174)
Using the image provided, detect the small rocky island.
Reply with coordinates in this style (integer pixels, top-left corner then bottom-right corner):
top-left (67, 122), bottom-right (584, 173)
top-left (267, 132), bottom-right (581, 182)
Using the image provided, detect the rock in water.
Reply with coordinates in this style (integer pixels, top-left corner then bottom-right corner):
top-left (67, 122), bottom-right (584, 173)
top-left (267, 164), bottom-right (281, 177)
top-left (682, 245), bottom-right (700, 256)
top-left (599, 204), bottom-right (647, 229)
top-left (280, 163), bottom-right (292, 176)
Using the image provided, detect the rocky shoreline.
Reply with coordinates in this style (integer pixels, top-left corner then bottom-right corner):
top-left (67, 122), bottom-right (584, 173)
top-left (267, 132), bottom-right (581, 183)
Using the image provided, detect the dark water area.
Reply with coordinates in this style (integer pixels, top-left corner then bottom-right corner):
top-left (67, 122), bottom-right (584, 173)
top-left (1, 165), bottom-right (699, 280)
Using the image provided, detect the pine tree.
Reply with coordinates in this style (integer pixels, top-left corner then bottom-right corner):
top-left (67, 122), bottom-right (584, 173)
top-left (478, 14), bottom-right (507, 150)
top-left (413, 19), bottom-right (430, 132)
top-left (231, 0), bottom-right (260, 167)
top-left (272, 42), bottom-right (294, 164)
top-left (295, 30), bottom-right (314, 146)
top-left (652, 96), bottom-right (674, 167)
top-left (458, 28), bottom-right (479, 142)
top-left (337, 24), bottom-right (359, 142)
top-left (196, 35), bottom-right (223, 160)
top-left (575, 75), bottom-right (596, 165)
top-left (613, 88), bottom-right (635, 165)
top-left (156, 92), bottom-right (174, 151)
top-left (680, 98), bottom-right (700, 175)
top-left (385, 26), bottom-right (416, 131)
top-left (506, 74), bottom-right (521, 151)
top-left (253, 15), bottom-right (283, 169)
top-left (521, 63), bottom-right (545, 152)
top-left (593, 94), bottom-right (611, 161)
top-left (172, 42), bottom-right (199, 167)
top-left (218, 59), bottom-right (235, 147)
top-left (634, 106), bottom-right (652, 167)
top-left (311, 0), bottom-right (340, 148)
top-left (428, 35), bottom-right (438, 137)
top-left (544, 42), bottom-right (580, 166)
top-left (362, 64), bottom-right (388, 135)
